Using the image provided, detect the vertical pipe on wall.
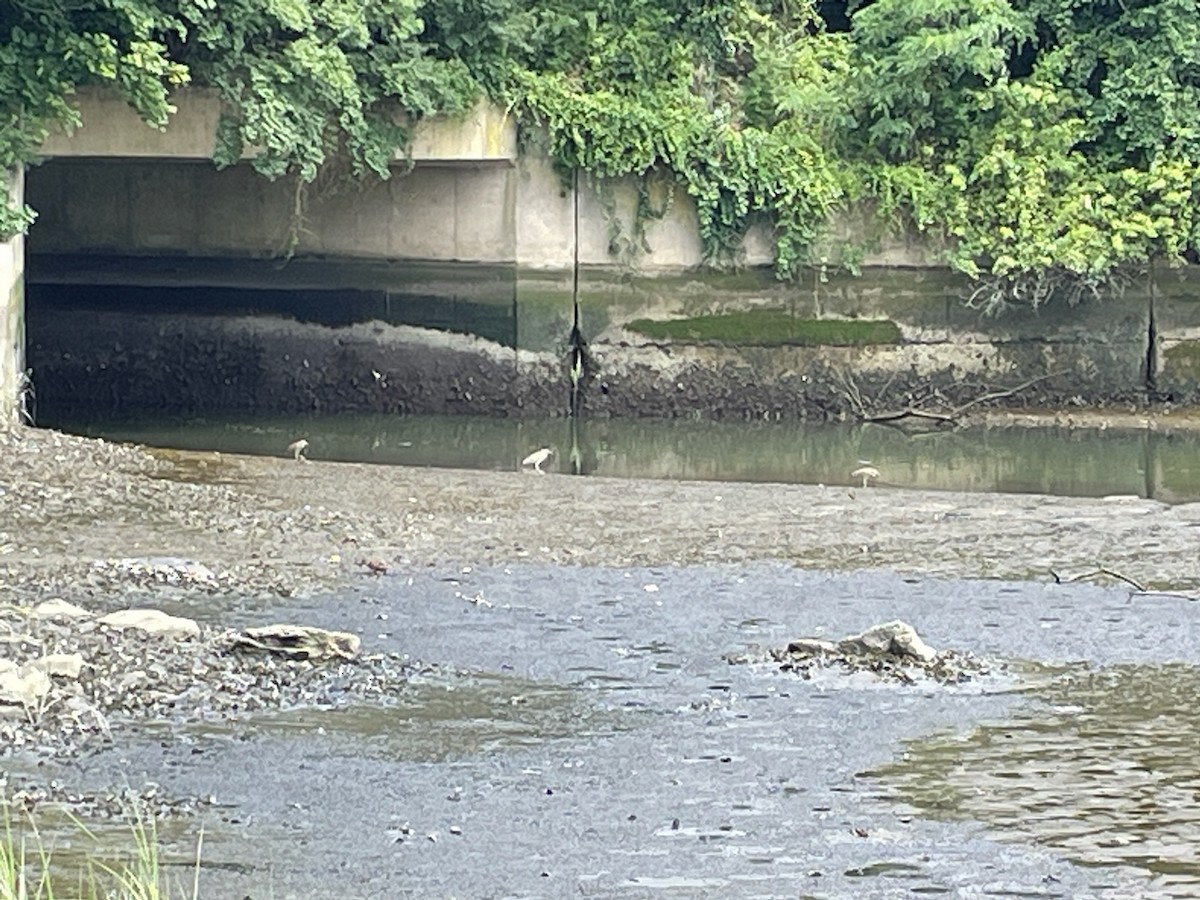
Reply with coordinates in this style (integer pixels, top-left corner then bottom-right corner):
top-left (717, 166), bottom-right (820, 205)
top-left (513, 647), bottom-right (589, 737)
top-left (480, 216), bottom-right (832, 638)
top-left (1145, 261), bottom-right (1158, 397)
top-left (567, 168), bottom-right (588, 473)
top-left (571, 167), bottom-right (581, 334)
top-left (568, 167), bottom-right (583, 420)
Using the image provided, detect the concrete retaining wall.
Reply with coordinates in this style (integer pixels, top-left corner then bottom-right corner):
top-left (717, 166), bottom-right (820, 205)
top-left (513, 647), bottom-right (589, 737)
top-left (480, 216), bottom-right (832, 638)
top-left (1150, 266), bottom-right (1200, 401)
top-left (39, 88), bottom-right (517, 165)
top-left (0, 169), bottom-right (25, 426)
top-left (25, 254), bottom-right (1160, 421)
top-left (18, 88), bottom-right (1200, 418)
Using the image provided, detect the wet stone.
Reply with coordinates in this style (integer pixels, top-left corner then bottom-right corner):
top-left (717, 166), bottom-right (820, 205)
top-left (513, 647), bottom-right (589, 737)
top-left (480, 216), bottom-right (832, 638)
top-left (98, 608), bottom-right (202, 638)
top-left (231, 624), bottom-right (362, 660)
top-left (837, 620), bottom-right (938, 662)
top-left (32, 598), bottom-right (93, 620)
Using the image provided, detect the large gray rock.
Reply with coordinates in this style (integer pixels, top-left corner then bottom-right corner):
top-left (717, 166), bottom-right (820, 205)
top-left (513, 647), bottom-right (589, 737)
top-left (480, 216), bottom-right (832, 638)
top-left (785, 637), bottom-right (838, 655)
top-left (838, 620), bottom-right (937, 662)
top-left (0, 661), bottom-right (52, 707)
top-left (30, 653), bottom-right (86, 679)
top-left (230, 624), bottom-right (361, 661)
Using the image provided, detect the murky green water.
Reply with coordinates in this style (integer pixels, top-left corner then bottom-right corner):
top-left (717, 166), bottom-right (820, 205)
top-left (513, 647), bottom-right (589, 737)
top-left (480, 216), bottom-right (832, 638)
top-left (867, 663), bottom-right (1200, 896)
top-left (179, 673), bottom-right (640, 763)
top-left (44, 410), bottom-right (1200, 501)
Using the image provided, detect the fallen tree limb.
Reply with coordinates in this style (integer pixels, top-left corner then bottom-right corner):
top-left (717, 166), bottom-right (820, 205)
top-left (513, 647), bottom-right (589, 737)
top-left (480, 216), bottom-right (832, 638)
top-left (1051, 568), bottom-right (1200, 601)
top-left (947, 372), bottom-right (1064, 418)
top-left (1130, 590), bottom-right (1200, 602)
top-left (839, 370), bottom-right (1066, 430)
top-left (860, 407), bottom-right (956, 425)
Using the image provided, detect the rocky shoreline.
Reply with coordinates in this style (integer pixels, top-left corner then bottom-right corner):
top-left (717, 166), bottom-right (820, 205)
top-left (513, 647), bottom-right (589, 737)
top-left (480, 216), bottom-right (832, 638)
top-left (5, 420), bottom-right (1200, 898)
top-left (4, 421), bottom-right (1200, 781)
top-left (1, 597), bottom-right (432, 760)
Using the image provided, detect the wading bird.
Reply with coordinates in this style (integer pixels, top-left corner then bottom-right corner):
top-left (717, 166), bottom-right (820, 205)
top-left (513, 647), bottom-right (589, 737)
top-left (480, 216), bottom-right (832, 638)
top-left (287, 438), bottom-right (309, 462)
top-left (850, 463), bottom-right (879, 487)
top-left (522, 447), bottom-right (554, 473)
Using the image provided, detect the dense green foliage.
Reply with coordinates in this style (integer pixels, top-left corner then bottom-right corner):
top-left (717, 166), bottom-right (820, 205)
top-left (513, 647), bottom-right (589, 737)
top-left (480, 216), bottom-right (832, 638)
top-left (1, 0), bottom-right (184, 235)
top-left (4, 0), bottom-right (1200, 310)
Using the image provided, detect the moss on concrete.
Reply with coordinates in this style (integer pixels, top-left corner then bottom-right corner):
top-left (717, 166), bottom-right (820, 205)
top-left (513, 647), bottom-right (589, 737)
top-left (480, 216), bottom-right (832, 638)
top-left (625, 309), bottom-right (901, 346)
top-left (1163, 341), bottom-right (1200, 382)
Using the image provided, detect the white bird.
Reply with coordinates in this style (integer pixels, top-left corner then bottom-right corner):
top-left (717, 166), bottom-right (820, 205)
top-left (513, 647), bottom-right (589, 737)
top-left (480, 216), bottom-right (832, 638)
top-left (850, 463), bottom-right (880, 487)
top-left (287, 438), bottom-right (310, 462)
top-left (521, 447), bottom-right (554, 473)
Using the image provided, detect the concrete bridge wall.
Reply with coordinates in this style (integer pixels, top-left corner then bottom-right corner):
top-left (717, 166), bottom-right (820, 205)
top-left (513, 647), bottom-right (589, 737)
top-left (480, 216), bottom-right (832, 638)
top-left (11, 91), bottom-right (1200, 420)
top-left (1, 169), bottom-right (25, 426)
top-left (23, 155), bottom-right (728, 273)
top-left (38, 88), bottom-right (518, 165)
top-left (28, 89), bottom-right (934, 272)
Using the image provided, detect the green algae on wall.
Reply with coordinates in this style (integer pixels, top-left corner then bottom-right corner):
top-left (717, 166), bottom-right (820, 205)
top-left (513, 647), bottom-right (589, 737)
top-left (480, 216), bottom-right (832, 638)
top-left (1162, 342), bottom-right (1200, 382)
top-left (625, 309), bottom-right (901, 346)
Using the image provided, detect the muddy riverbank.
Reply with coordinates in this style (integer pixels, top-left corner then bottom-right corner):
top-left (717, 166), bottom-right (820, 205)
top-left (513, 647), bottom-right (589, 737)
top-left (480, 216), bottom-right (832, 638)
top-left (5, 423), bottom-right (1200, 898)
top-left (4, 422), bottom-right (1200, 603)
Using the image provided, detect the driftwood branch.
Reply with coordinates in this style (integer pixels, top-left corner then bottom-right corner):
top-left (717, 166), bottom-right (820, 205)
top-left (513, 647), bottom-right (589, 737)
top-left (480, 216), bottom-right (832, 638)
top-left (1050, 567), bottom-right (1200, 601)
top-left (861, 407), bottom-right (956, 425)
top-left (946, 372), bottom-right (1064, 418)
top-left (1050, 566), bottom-right (1148, 593)
top-left (835, 368), bottom-right (1065, 430)
top-left (1130, 590), bottom-right (1200, 602)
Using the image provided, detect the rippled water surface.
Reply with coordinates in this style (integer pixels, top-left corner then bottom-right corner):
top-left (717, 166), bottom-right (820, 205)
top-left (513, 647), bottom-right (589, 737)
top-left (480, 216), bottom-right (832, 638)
top-left (45, 409), bottom-right (1200, 500)
top-left (44, 563), bottom-right (1200, 898)
top-left (869, 664), bottom-right (1200, 897)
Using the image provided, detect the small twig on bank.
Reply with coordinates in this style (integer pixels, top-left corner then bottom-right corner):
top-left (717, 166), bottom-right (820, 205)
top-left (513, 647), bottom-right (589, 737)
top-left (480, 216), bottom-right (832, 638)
top-left (831, 368), bottom-right (868, 419)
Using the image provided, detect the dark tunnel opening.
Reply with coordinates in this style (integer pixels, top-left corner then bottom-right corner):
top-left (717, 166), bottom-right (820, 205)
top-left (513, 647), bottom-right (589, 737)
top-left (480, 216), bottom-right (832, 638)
top-left (24, 253), bottom-right (527, 424)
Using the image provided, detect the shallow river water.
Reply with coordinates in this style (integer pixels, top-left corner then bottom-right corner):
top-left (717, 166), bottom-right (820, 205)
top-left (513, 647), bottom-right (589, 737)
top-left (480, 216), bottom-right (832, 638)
top-left (59, 562), bottom-right (1200, 899)
top-left (42, 409), bottom-right (1200, 501)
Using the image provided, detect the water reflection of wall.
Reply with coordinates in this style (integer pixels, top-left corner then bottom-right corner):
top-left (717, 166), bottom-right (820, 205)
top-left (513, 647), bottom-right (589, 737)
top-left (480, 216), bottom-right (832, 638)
top-left (56, 412), bottom-right (1200, 502)
top-left (583, 421), bottom-right (1155, 499)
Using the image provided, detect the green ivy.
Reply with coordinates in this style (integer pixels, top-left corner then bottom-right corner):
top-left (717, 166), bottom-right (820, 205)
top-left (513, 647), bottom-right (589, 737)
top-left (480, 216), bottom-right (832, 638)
top-left (5, 0), bottom-right (1200, 312)
top-left (511, 1), bottom-right (856, 276)
top-left (0, 0), bottom-right (187, 238)
top-left (842, 0), bottom-right (1200, 311)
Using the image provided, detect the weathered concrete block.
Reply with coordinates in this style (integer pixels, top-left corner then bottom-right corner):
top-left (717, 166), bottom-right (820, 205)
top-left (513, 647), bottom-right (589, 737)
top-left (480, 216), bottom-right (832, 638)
top-left (40, 88), bottom-right (517, 165)
top-left (1149, 267), bottom-right (1200, 400)
top-left (515, 270), bottom-right (574, 355)
top-left (0, 168), bottom-right (25, 426)
top-left (452, 167), bottom-right (517, 261)
top-left (386, 170), bottom-right (459, 259)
